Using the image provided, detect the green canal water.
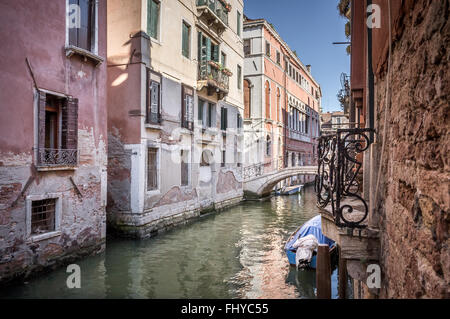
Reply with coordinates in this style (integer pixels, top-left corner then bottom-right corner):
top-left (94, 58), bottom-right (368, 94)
top-left (0, 186), bottom-right (339, 299)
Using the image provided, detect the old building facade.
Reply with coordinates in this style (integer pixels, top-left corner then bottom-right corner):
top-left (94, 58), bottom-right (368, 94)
top-left (317, 0), bottom-right (449, 299)
top-left (107, 0), bottom-right (245, 238)
top-left (243, 18), bottom-right (321, 187)
top-left (0, 0), bottom-right (108, 282)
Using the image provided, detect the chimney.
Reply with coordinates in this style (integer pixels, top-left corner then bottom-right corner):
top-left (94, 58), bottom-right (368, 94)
top-left (306, 64), bottom-right (311, 72)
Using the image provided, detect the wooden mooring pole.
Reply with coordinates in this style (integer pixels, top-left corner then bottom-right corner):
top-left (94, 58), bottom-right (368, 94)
top-left (316, 244), bottom-right (331, 299)
top-left (338, 246), bottom-right (347, 299)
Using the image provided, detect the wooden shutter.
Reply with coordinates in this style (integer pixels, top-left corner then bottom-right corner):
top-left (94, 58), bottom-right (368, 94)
top-left (244, 80), bottom-right (251, 118)
top-left (62, 97), bottom-right (78, 151)
top-left (208, 103), bottom-right (213, 127)
top-left (148, 80), bottom-right (160, 124)
top-left (182, 22), bottom-right (189, 58)
top-left (205, 37), bottom-right (211, 61)
top-left (148, 0), bottom-right (159, 39)
top-left (37, 91), bottom-right (46, 154)
top-left (198, 99), bottom-right (204, 125)
top-left (212, 44), bottom-right (219, 62)
top-left (181, 86), bottom-right (186, 128)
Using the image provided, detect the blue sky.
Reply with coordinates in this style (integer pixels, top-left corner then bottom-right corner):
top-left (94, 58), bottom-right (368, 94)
top-left (244, 0), bottom-right (350, 113)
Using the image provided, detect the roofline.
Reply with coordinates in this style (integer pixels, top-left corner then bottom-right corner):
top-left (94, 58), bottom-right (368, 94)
top-left (243, 18), bottom-right (321, 89)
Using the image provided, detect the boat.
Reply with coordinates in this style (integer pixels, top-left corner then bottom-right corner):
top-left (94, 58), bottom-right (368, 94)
top-left (284, 215), bottom-right (336, 269)
top-left (275, 184), bottom-right (303, 196)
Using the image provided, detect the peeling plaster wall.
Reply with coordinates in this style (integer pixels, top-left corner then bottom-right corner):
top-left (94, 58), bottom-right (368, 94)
top-left (0, 0), bottom-right (107, 283)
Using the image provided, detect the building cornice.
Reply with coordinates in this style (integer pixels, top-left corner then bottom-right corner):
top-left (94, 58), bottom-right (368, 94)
top-left (243, 19), bottom-right (321, 89)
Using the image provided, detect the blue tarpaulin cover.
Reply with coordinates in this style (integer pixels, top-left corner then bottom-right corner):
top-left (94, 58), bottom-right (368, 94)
top-left (284, 215), bottom-right (335, 251)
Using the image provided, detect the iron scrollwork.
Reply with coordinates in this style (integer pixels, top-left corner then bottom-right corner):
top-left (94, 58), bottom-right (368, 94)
top-left (315, 128), bottom-right (375, 228)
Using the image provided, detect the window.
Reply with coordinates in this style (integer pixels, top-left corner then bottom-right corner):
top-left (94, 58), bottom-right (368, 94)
top-left (147, 148), bottom-right (158, 191)
top-left (182, 85), bottom-right (194, 130)
top-left (237, 113), bottom-right (242, 129)
top-left (220, 107), bottom-right (228, 131)
top-left (182, 21), bottom-right (190, 58)
top-left (147, 70), bottom-right (161, 124)
top-left (276, 51), bottom-right (281, 65)
top-left (31, 199), bottom-right (56, 235)
top-left (244, 39), bottom-right (251, 56)
top-left (221, 51), bottom-right (227, 67)
top-left (147, 0), bottom-right (160, 39)
top-left (265, 81), bottom-right (270, 119)
top-left (265, 41), bottom-right (271, 57)
top-left (198, 100), bottom-right (215, 128)
top-left (237, 65), bottom-right (242, 90)
top-left (237, 11), bottom-right (241, 37)
top-left (266, 136), bottom-right (271, 157)
top-left (221, 150), bottom-right (226, 167)
top-left (69, 0), bottom-right (95, 52)
top-left (244, 79), bottom-right (251, 118)
top-left (181, 150), bottom-right (189, 186)
top-left (36, 91), bottom-right (78, 167)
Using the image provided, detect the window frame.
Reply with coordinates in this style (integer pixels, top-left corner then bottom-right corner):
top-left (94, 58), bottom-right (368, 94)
top-left (181, 84), bottom-right (194, 130)
top-left (26, 194), bottom-right (62, 242)
top-left (66, 0), bottom-right (99, 55)
top-left (237, 65), bottom-right (242, 90)
top-left (146, 69), bottom-right (162, 125)
top-left (146, 146), bottom-right (160, 192)
top-left (147, 0), bottom-right (161, 40)
top-left (181, 20), bottom-right (191, 59)
top-left (180, 149), bottom-right (190, 186)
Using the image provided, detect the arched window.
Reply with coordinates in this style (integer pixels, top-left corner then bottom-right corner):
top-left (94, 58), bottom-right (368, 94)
top-left (266, 135), bottom-right (271, 157)
top-left (276, 88), bottom-right (281, 122)
top-left (244, 79), bottom-right (251, 118)
top-left (265, 80), bottom-right (270, 119)
top-left (291, 153), bottom-right (296, 167)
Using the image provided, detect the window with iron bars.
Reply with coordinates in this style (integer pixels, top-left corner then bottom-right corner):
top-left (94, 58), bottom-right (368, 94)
top-left (31, 199), bottom-right (56, 235)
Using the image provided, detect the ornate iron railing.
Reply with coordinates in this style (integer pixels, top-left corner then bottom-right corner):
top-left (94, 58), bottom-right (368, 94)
top-left (315, 128), bottom-right (374, 228)
top-left (37, 148), bottom-right (78, 167)
top-left (198, 60), bottom-right (230, 93)
top-left (197, 0), bottom-right (229, 26)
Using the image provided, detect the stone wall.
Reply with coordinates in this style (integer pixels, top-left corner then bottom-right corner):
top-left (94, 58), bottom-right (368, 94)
top-left (373, 0), bottom-right (449, 298)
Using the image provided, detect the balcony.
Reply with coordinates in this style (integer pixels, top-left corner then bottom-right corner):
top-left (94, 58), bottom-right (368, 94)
top-left (198, 60), bottom-right (230, 99)
top-left (196, 0), bottom-right (229, 35)
top-left (36, 148), bottom-right (78, 169)
top-left (314, 128), bottom-right (380, 260)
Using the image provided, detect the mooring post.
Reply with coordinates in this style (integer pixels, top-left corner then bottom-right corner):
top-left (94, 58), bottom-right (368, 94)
top-left (338, 246), bottom-right (347, 299)
top-left (316, 244), bottom-right (331, 299)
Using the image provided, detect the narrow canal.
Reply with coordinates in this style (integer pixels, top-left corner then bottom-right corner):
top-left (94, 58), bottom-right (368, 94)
top-left (0, 186), bottom-right (338, 299)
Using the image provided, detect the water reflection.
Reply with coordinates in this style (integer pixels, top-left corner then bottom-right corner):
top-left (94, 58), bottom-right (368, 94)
top-left (0, 187), bottom-right (339, 299)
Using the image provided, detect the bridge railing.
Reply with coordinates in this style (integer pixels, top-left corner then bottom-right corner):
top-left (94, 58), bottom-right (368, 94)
top-left (243, 156), bottom-right (316, 181)
top-left (315, 128), bottom-right (375, 229)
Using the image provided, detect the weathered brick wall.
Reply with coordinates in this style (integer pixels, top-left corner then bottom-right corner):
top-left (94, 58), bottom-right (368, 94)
top-left (374, 0), bottom-right (449, 298)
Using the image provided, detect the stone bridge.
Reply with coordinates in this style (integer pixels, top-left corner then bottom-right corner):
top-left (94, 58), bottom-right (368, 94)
top-left (242, 163), bottom-right (318, 198)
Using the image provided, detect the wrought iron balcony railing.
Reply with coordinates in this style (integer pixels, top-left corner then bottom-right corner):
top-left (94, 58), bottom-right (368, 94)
top-left (198, 60), bottom-right (230, 94)
top-left (197, 0), bottom-right (229, 26)
top-left (37, 148), bottom-right (78, 167)
top-left (315, 128), bottom-right (375, 228)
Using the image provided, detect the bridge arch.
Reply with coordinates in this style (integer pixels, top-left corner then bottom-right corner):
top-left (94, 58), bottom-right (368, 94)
top-left (243, 166), bottom-right (317, 199)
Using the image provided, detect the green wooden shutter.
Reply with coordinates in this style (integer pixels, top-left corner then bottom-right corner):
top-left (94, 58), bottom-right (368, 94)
top-left (205, 37), bottom-right (211, 61)
top-left (182, 22), bottom-right (189, 58)
top-left (212, 44), bottom-right (219, 62)
top-left (148, 0), bottom-right (159, 39)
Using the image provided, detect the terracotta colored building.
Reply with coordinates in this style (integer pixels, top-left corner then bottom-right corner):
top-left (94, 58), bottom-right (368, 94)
top-left (317, 0), bottom-right (449, 299)
top-left (243, 18), bottom-right (321, 186)
top-left (0, 0), bottom-right (108, 283)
